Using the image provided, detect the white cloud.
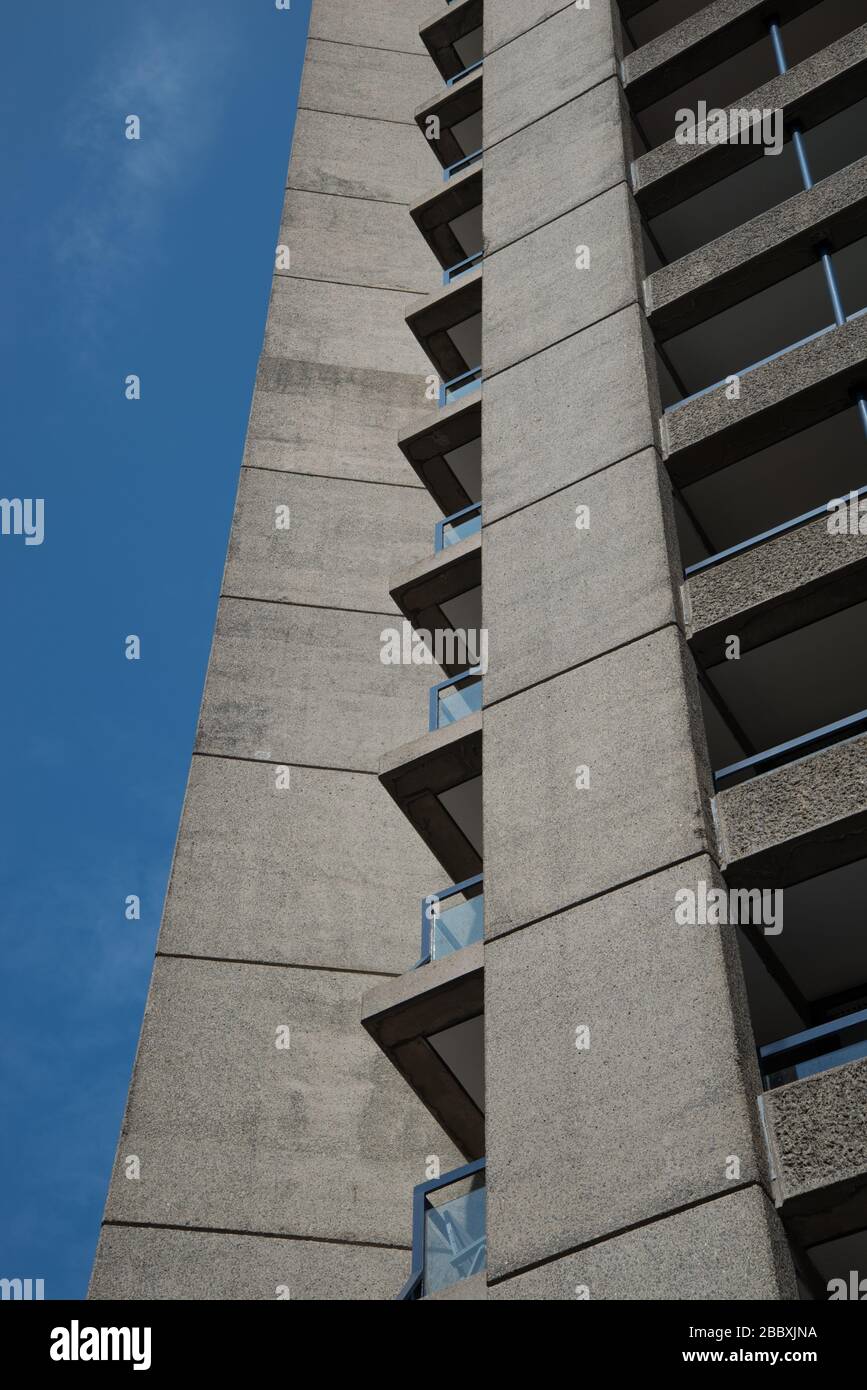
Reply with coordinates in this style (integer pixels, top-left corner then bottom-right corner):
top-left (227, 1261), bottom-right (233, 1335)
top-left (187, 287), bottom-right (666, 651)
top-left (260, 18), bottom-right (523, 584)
top-left (53, 9), bottom-right (237, 337)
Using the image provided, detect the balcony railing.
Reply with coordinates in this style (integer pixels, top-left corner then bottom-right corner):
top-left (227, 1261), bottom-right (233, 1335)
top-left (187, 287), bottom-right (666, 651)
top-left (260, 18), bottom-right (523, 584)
top-left (435, 501), bottom-right (481, 550)
top-left (419, 873), bottom-right (484, 966)
top-left (714, 707), bottom-right (867, 788)
top-left (446, 58), bottom-right (483, 87)
top-left (439, 365), bottom-right (482, 406)
top-left (443, 147), bottom-right (482, 181)
top-left (429, 666), bottom-right (483, 730)
top-left (443, 249), bottom-right (483, 285)
top-left (759, 1007), bottom-right (867, 1089)
top-left (397, 1159), bottom-right (487, 1300)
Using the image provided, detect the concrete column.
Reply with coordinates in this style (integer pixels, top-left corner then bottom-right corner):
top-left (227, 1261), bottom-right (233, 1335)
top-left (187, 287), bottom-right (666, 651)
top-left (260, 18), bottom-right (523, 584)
top-left (481, 0), bottom-right (796, 1298)
top-left (90, 0), bottom-right (461, 1302)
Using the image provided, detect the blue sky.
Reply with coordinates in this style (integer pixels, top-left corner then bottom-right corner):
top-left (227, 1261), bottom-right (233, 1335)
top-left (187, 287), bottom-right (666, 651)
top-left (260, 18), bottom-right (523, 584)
top-left (0, 0), bottom-right (311, 1298)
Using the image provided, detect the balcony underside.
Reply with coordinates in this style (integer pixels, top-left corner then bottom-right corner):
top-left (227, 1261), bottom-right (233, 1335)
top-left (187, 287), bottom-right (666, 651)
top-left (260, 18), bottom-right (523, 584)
top-left (361, 943), bottom-right (484, 1161)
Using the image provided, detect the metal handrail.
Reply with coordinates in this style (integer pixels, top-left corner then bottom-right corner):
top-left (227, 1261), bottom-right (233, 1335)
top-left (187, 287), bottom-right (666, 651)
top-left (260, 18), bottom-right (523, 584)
top-left (447, 58), bottom-right (483, 87)
top-left (714, 707), bottom-right (867, 787)
top-left (418, 873), bottom-right (484, 966)
top-left (443, 147), bottom-right (482, 180)
top-left (429, 665), bottom-right (483, 730)
top-left (435, 501), bottom-right (481, 550)
top-left (759, 1006), bottom-right (867, 1089)
top-left (443, 249), bottom-right (483, 284)
top-left (396, 1158), bottom-right (487, 1301)
top-left (439, 364), bottom-right (482, 406)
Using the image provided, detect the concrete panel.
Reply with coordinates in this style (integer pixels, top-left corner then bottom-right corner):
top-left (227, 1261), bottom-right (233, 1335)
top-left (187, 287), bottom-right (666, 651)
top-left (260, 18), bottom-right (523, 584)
top-left (484, 184), bottom-right (643, 378)
top-left (663, 314), bottom-right (867, 485)
top-left (484, 77), bottom-right (628, 254)
top-left (90, 1224), bottom-right (406, 1301)
top-left (309, 0), bottom-right (433, 55)
top-left (623, 0), bottom-right (824, 111)
top-left (633, 26), bottom-right (867, 219)
top-left (159, 755), bottom-right (444, 976)
top-left (483, 450), bottom-right (679, 704)
top-left (426, 1270), bottom-right (487, 1299)
top-left (484, 625), bottom-right (715, 935)
top-left (485, 859), bottom-right (768, 1277)
top-left (685, 510), bottom-right (867, 663)
top-left (646, 156), bottom-right (867, 343)
top-left (288, 108), bottom-right (438, 205)
top-left (716, 732), bottom-right (867, 889)
top-left (300, 39), bottom-right (433, 125)
top-left (102, 957), bottom-right (461, 1245)
top-left (485, 0), bottom-right (574, 54)
top-left (196, 598), bottom-right (435, 772)
top-left (245, 358), bottom-right (433, 488)
top-left (484, 2), bottom-right (616, 149)
top-left (263, 276), bottom-right (431, 375)
top-left (489, 1188), bottom-right (796, 1299)
top-left (278, 190), bottom-right (440, 294)
top-left (483, 304), bottom-right (660, 523)
top-left (223, 467), bottom-right (437, 613)
top-left (767, 1059), bottom-right (867, 1205)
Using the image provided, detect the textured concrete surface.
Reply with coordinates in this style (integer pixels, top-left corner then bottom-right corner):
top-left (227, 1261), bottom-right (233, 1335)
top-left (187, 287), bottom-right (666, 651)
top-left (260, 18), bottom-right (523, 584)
top-left (288, 108), bottom-right (438, 204)
top-left (663, 313), bottom-right (867, 485)
top-left (278, 189), bottom-right (441, 294)
top-left (300, 38), bottom-right (433, 125)
top-left (484, 77), bottom-right (627, 253)
top-left (483, 304), bottom-right (660, 522)
top-left (484, 626), bottom-right (715, 936)
top-left (425, 1270), bottom-right (487, 1299)
top-left (308, 0), bottom-right (432, 55)
top-left (94, 0), bottom-right (460, 1304)
top-left (485, 859), bottom-right (770, 1278)
top-left (90, 1224), bottom-right (408, 1301)
top-left (223, 466), bottom-right (437, 612)
top-left (102, 957), bottom-right (461, 1246)
top-left (489, 1188), bottom-right (796, 1299)
top-left (484, 183), bottom-right (643, 378)
top-left (634, 25), bottom-right (867, 218)
top-left (263, 275), bottom-right (431, 376)
top-left (246, 357), bottom-right (434, 487)
top-left (685, 509), bottom-right (867, 662)
top-left (646, 156), bottom-right (867, 342)
top-left (484, 1), bottom-right (616, 149)
top-left (196, 598), bottom-right (436, 772)
top-left (623, 0), bottom-right (823, 111)
top-left (766, 1058), bottom-right (867, 1205)
top-left (485, 0), bottom-right (574, 54)
top-left (483, 450), bottom-right (679, 703)
top-left (717, 731), bottom-right (867, 888)
top-left (159, 756), bottom-right (445, 976)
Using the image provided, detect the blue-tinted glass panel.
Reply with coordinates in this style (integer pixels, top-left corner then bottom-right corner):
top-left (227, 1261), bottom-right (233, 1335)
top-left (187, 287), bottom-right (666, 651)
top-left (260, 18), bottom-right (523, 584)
top-left (423, 1182), bottom-right (486, 1296)
top-left (432, 895), bottom-right (484, 960)
top-left (437, 677), bottom-right (482, 726)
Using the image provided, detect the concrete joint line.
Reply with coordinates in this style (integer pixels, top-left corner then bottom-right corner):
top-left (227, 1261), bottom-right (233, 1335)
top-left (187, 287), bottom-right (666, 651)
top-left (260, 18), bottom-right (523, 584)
top-left (486, 1181), bottom-right (763, 1286)
top-left (100, 1218), bottom-right (411, 1253)
top-left (296, 104), bottom-right (416, 130)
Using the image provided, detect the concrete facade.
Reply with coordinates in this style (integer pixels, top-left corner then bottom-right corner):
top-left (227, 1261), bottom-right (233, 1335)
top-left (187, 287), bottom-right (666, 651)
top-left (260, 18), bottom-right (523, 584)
top-left (91, 0), bottom-right (459, 1302)
top-left (94, 0), bottom-right (867, 1301)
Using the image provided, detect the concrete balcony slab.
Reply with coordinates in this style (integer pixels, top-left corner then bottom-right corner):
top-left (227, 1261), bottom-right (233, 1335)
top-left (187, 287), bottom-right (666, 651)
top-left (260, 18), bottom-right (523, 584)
top-left (361, 942), bottom-right (484, 1159)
